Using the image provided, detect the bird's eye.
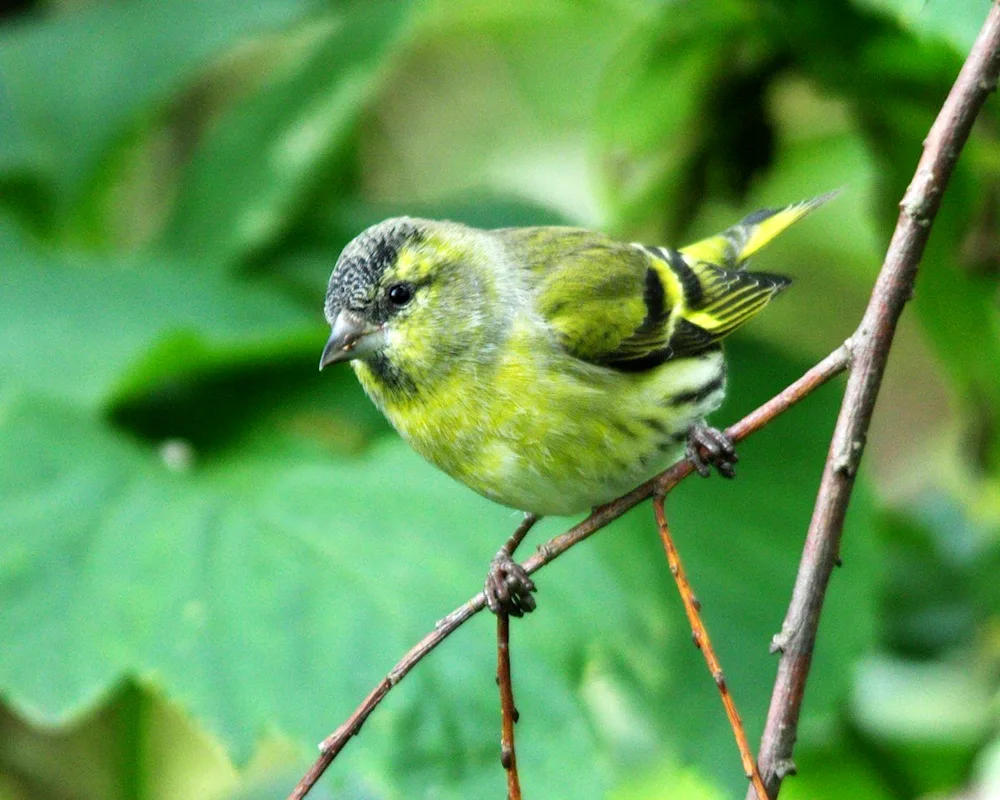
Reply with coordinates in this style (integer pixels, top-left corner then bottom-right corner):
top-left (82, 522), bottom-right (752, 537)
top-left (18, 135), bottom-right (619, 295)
top-left (387, 283), bottom-right (414, 307)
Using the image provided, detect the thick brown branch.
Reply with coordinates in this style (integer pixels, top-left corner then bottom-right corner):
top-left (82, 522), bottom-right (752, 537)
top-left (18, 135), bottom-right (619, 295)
top-left (653, 496), bottom-right (769, 800)
top-left (497, 613), bottom-right (523, 800)
top-left (287, 346), bottom-right (848, 800)
top-left (749, 5), bottom-right (1000, 798)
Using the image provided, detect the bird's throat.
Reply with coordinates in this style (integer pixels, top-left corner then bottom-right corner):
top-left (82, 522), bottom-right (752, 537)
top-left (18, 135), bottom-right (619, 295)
top-left (353, 353), bottom-right (420, 407)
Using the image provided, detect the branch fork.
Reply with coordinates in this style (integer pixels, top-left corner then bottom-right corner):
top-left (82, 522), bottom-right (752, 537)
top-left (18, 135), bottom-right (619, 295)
top-left (290, 5), bottom-right (1000, 797)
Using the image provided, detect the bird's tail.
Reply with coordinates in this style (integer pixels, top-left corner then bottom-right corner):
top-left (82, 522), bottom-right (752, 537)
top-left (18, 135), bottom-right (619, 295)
top-left (680, 191), bottom-right (839, 270)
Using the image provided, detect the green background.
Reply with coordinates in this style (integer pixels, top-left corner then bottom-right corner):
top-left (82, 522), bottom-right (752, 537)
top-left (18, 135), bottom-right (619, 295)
top-left (1, 1), bottom-right (999, 798)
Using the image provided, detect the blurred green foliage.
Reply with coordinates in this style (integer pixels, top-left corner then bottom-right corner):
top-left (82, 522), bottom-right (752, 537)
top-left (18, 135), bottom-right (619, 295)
top-left (1, 1), bottom-right (999, 798)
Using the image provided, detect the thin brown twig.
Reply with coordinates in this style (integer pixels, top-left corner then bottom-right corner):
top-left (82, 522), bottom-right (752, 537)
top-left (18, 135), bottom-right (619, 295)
top-left (749, 4), bottom-right (1000, 798)
top-left (286, 14), bottom-right (1000, 793)
top-left (493, 514), bottom-right (536, 798)
top-left (503, 514), bottom-right (538, 556)
top-left (653, 495), bottom-right (769, 800)
top-left (497, 613), bottom-right (523, 800)
top-left (288, 345), bottom-right (848, 800)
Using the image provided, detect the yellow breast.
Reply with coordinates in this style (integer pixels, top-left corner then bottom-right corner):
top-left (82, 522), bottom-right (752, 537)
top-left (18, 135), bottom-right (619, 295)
top-left (353, 326), bottom-right (726, 516)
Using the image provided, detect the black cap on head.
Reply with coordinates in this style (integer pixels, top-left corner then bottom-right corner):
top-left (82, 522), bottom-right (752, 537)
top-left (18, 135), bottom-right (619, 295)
top-left (324, 218), bottom-right (423, 322)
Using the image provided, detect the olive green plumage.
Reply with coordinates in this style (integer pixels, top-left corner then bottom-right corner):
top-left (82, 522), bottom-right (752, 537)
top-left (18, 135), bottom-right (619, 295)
top-left (320, 195), bottom-right (830, 516)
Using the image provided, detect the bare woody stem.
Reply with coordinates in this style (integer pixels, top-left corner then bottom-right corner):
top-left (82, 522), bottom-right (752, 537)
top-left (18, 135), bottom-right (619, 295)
top-left (653, 495), bottom-right (770, 800)
top-left (287, 346), bottom-right (848, 800)
top-left (286, 13), bottom-right (999, 797)
top-left (497, 613), bottom-right (523, 800)
top-left (749, 5), bottom-right (1000, 798)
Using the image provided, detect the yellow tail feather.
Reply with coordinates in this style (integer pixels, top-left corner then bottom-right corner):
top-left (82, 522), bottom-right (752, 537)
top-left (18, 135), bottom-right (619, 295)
top-left (680, 190), bottom-right (839, 268)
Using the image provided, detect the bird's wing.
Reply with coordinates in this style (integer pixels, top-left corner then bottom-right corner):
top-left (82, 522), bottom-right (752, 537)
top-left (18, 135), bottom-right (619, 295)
top-left (500, 195), bottom-right (828, 371)
top-left (499, 227), bottom-right (671, 371)
top-left (640, 245), bottom-right (791, 359)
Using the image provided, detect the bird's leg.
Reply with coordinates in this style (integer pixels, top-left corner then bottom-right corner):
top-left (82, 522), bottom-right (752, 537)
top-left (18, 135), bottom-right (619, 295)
top-left (686, 422), bottom-right (738, 478)
top-left (485, 514), bottom-right (539, 617)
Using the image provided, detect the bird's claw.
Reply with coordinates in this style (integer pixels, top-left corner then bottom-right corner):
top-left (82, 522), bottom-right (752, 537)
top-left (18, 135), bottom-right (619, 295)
top-left (686, 423), bottom-right (738, 478)
top-left (485, 551), bottom-right (537, 617)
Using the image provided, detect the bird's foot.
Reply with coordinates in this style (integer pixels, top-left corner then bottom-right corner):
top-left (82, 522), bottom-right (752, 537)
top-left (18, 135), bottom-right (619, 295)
top-left (686, 423), bottom-right (738, 478)
top-left (485, 551), bottom-right (537, 617)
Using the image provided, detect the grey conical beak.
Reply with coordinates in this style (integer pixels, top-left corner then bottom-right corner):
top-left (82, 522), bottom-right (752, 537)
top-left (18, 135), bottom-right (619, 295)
top-left (319, 311), bottom-right (383, 370)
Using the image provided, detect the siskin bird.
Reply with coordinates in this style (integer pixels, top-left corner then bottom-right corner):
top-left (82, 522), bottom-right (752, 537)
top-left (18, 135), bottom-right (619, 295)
top-left (320, 196), bottom-right (830, 609)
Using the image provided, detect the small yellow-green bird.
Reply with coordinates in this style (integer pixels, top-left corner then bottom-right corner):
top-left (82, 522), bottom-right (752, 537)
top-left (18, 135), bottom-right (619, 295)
top-left (321, 196), bottom-right (829, 612)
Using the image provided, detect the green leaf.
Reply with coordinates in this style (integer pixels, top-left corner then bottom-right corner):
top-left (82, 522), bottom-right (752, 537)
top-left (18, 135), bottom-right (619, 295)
top-left (0, 394), bottom-right (621, 796)
top-left (878, 501), bottom-right (988, 657)
top-left (110, 354), bottom-right (394, 465)
top-left (779, 735), bottom-right (896, 800)
top-left (609, 759), bottom-right (725, 800)
top-left (850, 654), bottom-right (994, 793)
top-left (0, 224), bottom-right (316, 412)
top-left (0, 334), bottom-right (878, 797)
top-left (595, 2), bottom-right (768, 236)
top-left (852, 0), bottom-right (993, 55)
top-left (0, 1), bottom-right (311, 227)
top-left (158, 1), bottom-right (413, 265)
top-left (1, 682), bottom-right (230, 800)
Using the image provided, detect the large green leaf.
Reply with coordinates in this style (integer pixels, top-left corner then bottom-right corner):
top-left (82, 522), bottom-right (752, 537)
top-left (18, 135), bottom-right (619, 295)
top-left (0, 333), bottom-right (878, 797)
top-left (158, 1), bottom-right (413, 266)
top-left (0, 0), bottom-right (312, 227)
top-left (0, 224), bottom-right (317, 412)
top-left (0, 395), bottom-right (625, 796)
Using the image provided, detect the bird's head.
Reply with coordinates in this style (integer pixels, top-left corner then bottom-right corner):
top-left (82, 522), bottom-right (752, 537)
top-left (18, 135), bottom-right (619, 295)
top-left (320, 218), bottom-right (501, 393)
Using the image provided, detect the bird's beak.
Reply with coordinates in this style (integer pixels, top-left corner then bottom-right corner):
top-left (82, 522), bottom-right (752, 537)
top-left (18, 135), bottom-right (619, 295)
top-left (319, 311), bottom-right (384, 370)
